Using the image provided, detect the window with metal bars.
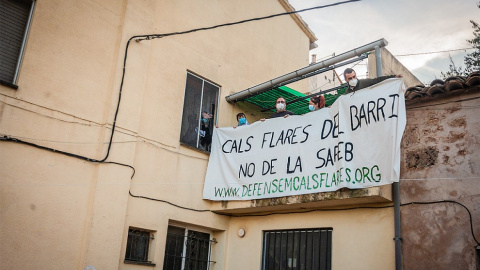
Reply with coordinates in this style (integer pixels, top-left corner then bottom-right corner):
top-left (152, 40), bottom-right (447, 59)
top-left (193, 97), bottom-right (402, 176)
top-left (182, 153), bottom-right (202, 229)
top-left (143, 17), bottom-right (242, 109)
top-left (124, 228), bottom-right (155, 266)
top-left (262, 228), bottom-right (332, 270)
top-left (179, 72), bottom-right (220, 152)
top-left (163, 225), bottom-right (215, 270)
top-left (0, 0), bottom-right (35, 89)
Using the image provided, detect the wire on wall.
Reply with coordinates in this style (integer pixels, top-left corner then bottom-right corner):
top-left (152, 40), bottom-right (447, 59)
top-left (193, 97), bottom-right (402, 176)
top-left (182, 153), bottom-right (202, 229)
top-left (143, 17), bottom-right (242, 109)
top-left (129, 189), bottom-right (479, 245)
top-left (1, 0), bottom-right (361, 177)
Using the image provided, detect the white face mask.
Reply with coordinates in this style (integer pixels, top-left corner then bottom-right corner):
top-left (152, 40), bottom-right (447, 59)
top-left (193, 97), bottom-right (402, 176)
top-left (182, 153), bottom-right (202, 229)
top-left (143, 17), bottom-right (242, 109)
top-left (348, 78), bottom-right (358, 87)
top-left (276, 103), bottom-right (285, 111)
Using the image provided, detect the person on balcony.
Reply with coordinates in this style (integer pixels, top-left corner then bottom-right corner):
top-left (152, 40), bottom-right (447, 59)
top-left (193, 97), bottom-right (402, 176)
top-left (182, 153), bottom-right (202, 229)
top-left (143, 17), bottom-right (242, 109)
top-left (270, 96), bottom-right (295, 118)
top-left (234, 112), bottom-right (249, 128)
top-left (308, 95), bottom-right (326, 112)
top-left (343, 68), bottom-right (402, 94)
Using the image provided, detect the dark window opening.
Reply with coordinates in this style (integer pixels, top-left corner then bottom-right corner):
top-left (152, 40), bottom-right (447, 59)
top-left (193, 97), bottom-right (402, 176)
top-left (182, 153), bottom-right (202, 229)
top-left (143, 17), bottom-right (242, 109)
top-left (262, 228), bottom-right (332, 270)
top-left (0, 0), bottom-right (35, 88)
top-left (125, 228), bottom-right (155, 266)
top-left (179, 73), bottom-right (219, 152)
top-left (163, 225), bottom-right (214, 270)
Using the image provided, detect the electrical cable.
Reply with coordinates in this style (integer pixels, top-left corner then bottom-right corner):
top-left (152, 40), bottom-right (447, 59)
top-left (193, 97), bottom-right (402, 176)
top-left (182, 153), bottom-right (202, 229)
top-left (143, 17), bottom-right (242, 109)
top-left (1, 0), bottom-right (361, 178)
top-left (128, 191), bottom-right (230, 216)
top-left (395, 47), bottom-right (475, 57)
top-left (133, 0), bottom-right (360, 42)
top-left (0, 135), bottom-right (135, 179)
top-left (128, 190), bottom-right (479, 245)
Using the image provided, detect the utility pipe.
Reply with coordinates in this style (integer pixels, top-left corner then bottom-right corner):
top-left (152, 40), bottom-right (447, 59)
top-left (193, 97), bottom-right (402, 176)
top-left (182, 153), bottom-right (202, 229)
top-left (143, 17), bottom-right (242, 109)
top-left (375, 45), bottom-right (383, 77)
top-left (225, 38), bottom-right (388, 103)
top-left (393, 182), bottom-right (402, 270)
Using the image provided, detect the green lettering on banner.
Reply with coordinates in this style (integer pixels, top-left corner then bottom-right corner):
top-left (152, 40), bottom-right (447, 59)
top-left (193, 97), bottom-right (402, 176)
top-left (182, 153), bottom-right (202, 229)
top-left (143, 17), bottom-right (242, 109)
top-left (371, 165), bottom-right (381, 182)
top-left (264, 181), bottom-right (271, 194)
top-left (299, 177), bottom-right (306, 190)
top-left (325, 173), bottom-right (331, 187)
top-left (278, 178), bottom-right (284, 193)
top-left (285, 178), bottom-right (293, 191)
top-left (331, 172), bottom-right (337, 186)
top-left (293, 177), bottom-right (300, 191)
top-left (319, 173), bottom-right (326, 187)
top-left (272, 179), bottom-right (278, 193)
top-left (312, 174), bottom-right (319, 189)
top-left (257, 183), bottom-right (263, 196)
top-left (345, 168), bottom-right (352, 182)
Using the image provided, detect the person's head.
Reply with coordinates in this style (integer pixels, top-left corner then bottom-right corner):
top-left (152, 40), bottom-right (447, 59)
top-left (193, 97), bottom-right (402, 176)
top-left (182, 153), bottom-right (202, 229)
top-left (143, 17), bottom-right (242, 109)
top-left (343, 68), bottom-right (358, 87)
top-left (275, 97), bottom-right (286, 112)
top-left (236, 112), bottom-right (247, 125)
top-left (309, 95), bottom-right (326, 111)
top-left (201, 112), bottom-right (212, 124)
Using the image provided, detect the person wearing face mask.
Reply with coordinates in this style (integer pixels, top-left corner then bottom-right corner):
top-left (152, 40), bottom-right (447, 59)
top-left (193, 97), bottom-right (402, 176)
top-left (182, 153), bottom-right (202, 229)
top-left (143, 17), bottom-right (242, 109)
top-left (234, 112), bottom-right (249, 128)
top-left (270, 96), bottom-right (296, 118)
top-left (308, 95), bottom-right (326, 112)
top-left (343, 68), bottom-right (402, 94)
top-left (199, 111), bottom-right (213, 151)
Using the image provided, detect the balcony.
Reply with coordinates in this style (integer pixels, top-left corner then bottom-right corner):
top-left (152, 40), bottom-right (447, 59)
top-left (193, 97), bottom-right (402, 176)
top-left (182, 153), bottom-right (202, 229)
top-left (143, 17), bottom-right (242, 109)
top-left (210, 184), bottom-right (392, 215)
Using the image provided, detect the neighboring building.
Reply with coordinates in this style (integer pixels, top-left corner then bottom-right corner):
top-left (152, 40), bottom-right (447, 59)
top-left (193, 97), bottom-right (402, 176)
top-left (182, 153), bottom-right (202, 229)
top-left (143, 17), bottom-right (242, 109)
top-left (401, 73), bottom-right (480, 269)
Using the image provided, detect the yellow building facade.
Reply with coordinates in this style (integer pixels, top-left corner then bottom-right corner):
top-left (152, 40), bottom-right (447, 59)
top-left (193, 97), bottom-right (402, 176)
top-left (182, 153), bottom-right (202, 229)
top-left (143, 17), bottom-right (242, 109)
top-left (0, 0), bottom-right (396, 269)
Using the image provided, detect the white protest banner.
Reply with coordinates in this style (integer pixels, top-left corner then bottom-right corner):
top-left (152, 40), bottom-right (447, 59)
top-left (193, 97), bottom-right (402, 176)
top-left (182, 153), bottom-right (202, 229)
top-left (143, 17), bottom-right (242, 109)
top-left (203, 78), bottom-right (406, 201)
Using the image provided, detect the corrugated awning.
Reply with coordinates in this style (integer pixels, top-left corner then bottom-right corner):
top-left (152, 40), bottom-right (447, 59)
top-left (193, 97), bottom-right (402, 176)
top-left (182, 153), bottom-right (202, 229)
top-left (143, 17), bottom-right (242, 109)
top-left (243, 85), bottom-right (349, 115)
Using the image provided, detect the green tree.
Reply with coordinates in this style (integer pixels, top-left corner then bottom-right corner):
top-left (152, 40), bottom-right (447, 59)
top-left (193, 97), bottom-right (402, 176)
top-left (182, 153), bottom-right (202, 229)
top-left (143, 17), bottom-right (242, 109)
top-left (441, 55), bottom-right (464, 79)
top-left (464, 3), bottom-right (480, 73)
top-left (441, 2), bottom-right (479, 79)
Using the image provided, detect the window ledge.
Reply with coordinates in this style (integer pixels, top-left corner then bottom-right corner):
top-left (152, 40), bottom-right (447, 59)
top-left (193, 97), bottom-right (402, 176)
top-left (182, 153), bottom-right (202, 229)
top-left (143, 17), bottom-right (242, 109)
top-left (0, 80), bottom-right (19, 90)
top-left (124, 260), bottom-right (156, 267)
top-left (210, 185), bottom-right (393, 215)
top-left (180, 142), bottom-right (210, 155)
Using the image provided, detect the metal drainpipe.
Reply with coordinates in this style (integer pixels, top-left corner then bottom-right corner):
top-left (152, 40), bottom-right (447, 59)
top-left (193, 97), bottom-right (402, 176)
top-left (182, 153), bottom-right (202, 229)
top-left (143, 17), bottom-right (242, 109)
top-left (376, 46), bottom-right (403, 270)
top-left (374, 49), bottom-right (402, 269)
top-left (375, 45), bottom-right (382, 77)
top-left (393, 182), bottom-right (402, 270)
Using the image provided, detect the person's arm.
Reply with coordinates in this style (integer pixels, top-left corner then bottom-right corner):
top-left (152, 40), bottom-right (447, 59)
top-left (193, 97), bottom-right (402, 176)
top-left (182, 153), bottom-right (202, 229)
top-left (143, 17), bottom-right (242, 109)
top-left (359, 75), bottom-right (399, 89)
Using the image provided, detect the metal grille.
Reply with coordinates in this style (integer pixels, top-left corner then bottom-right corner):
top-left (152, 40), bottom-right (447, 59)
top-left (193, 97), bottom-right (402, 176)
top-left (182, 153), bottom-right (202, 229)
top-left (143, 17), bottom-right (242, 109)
top-left (163, 226), bottom-right (215, 270)
top-left (262, 228), bottom-right (332, 270)
top-left (244, 85), bottom-right (348, 115)
top-left (125, 228), bottom-right (154, 264)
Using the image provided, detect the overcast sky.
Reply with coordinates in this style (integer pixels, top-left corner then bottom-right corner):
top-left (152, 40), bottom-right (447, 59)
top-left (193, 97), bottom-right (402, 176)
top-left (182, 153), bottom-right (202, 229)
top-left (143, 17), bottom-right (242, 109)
top-left (288, 0), bottom-right (479, 85)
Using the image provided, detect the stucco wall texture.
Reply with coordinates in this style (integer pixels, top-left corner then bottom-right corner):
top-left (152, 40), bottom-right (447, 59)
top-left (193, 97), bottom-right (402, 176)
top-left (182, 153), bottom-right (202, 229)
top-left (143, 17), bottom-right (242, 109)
top-left (400, 90), bottom-right (480, 270)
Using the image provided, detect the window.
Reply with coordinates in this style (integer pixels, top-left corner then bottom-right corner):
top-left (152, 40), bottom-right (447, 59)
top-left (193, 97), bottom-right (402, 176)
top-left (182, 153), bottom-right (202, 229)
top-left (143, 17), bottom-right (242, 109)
top-left (163, 225), bottom-right (214, 270)
top-left (180, 72), bottom-right (220, 152)
top-left (0, 0), bottom-right (35, 89)
top-left (262, 228), bottom-right (332, 270)
top-left (125, 228), bottom-right (156, 266)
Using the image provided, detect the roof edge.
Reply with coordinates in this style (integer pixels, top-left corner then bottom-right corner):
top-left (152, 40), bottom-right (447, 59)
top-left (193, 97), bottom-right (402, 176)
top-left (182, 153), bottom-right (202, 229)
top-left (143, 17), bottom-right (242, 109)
top-left (278, 0), bottom-right (318, 43)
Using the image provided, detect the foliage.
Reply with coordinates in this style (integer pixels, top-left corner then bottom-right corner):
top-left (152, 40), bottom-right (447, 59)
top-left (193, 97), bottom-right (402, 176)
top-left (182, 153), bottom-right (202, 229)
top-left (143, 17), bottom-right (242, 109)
top-left (441, 56), bottom-right (465, 79)
top-left (441, 2), bottom-right (479, 79)
top-left (464, 18), bottom-right (480, 74)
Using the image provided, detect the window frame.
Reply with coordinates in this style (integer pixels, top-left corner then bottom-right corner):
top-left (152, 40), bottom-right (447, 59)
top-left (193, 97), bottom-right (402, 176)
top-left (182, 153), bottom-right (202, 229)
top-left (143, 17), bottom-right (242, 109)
top-left (124, 227), bottom-right (156, 267)
top-left (0, 0), bottom-right (35, 89)
top-left (163, 223), bottom-right (215, 270)
top-left (261, 227), bottom-right (333, 270)
top-left (179, 71), bottom-right (220, 153)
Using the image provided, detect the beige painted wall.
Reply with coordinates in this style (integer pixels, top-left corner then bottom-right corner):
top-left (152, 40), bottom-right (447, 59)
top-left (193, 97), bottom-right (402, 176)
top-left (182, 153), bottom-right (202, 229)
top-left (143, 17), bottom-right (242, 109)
top-left (226, 208), bottom-right (394, 270)
top-left (0, 0), bottom-right (396, 269)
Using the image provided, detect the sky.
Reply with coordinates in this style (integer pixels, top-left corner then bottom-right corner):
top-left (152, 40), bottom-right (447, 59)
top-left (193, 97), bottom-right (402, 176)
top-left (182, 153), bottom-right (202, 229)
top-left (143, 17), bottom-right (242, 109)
top-left (288, 0), bottom-right (479, 85)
